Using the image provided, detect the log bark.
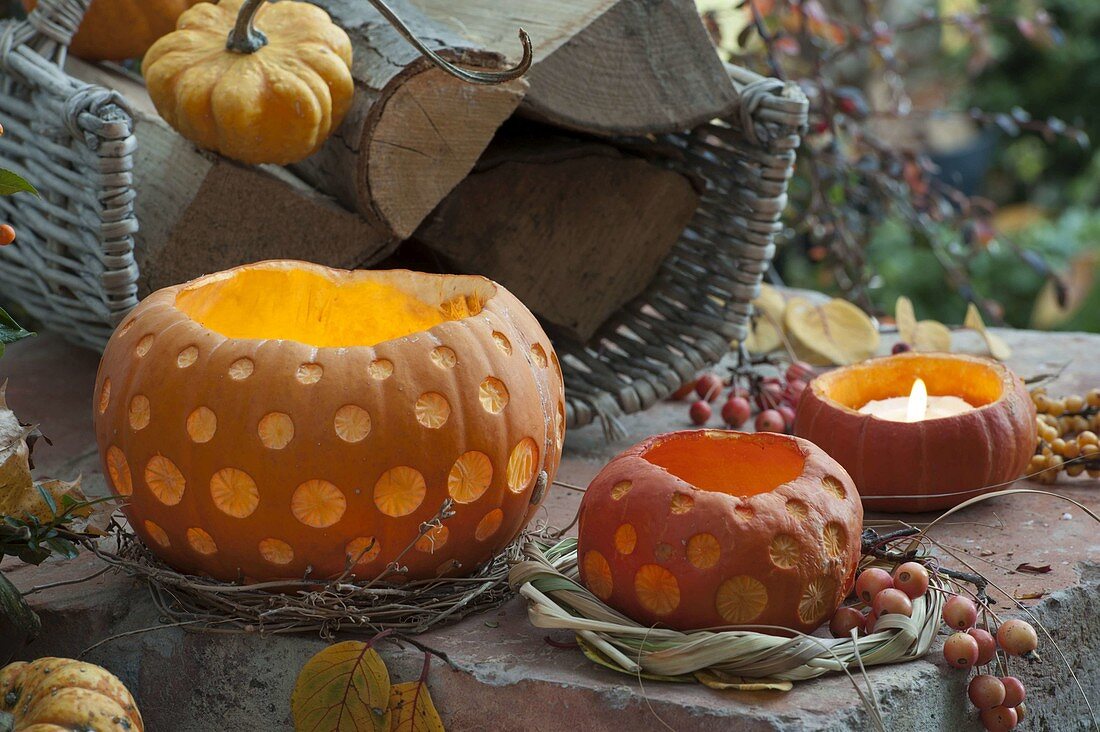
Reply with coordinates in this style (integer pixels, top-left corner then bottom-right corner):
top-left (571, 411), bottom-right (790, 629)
top-left (413, 0), bottom-right (737, 136)
top-left (67, 60), bottom-right (396, 295)
top-left (413, 127), bottom-right (701, 341)
top-left (293, 0), bottom-right (528, 239)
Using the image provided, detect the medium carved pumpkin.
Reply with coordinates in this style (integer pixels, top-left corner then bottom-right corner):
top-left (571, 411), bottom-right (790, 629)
top-left (0, 658), bottom-right (143, 731)
top-left (22, 0), bottom-right (206, 61)
top-left (577, 430), bottom-right (862, 633)
top-left (143, 0), bottom-right (353, 165)
top-left (794, 353), bottom-right (1037, 512)
top-left (94, 261), bottom-right (565, 582)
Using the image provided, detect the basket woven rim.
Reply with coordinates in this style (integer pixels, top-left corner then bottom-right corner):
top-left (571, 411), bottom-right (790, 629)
top-left (507, 538), bottom-right (946, 684)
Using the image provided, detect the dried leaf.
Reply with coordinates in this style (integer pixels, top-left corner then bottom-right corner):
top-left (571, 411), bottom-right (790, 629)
top-left (1014, 563), bottom-right (1052, 575)
top-left (292, 640), bottom-right (392, 732)
top-left (694, 669), bottom-right (793, 692)
top-left (964, 304), bottom-right (1011, 360)
top-left (785, 297), bottom-right (879, 366)
top-left (1013, 591), bottom-right (1047, 600)
top-left (388, 656), bottom-right (444, 732)
top-left (895, 297), bottom-right (952, 352)
top-left (742, 285), bottom-right (786, 355)
top-left (0, 385), bottom-right (35, 519)
top-left (1030, 251), bottom-right (1096, 329)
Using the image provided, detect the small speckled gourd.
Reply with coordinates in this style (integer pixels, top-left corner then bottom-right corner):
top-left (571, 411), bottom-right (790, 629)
top-left (0, 657), bottom-right (143, 731)
top-left (143, 0), bottom-right (353, 165)
top-left (94, 261), bottom-right (565, 582)
top-left (577, 430), bottom-right (863, 633)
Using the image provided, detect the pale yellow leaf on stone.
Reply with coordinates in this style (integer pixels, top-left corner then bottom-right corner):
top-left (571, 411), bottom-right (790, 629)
top-left (964, 304), bottom-right (1011, 360)
top-left (785, 297), bottom-right (879, 365)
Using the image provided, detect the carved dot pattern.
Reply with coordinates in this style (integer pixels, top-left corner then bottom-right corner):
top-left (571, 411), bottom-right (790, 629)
top-left (415, 525), bottom-right (449, 554)
top-left (479, 377), bottom-right (509, 414)
top-left (186, 528), bottom-right (218, 555)
top-left (128, 395), bottom-right (150, 431)
top-left (785, 499), bottom-right (809, 521)
top-left (291, 480), bottom-right (346, 528)
top-left (492, 331), bottom-right (512, 355)
top-left (447, 451), bottom-right (493, 504)
top-left (98, 379), bottom-right (111, 414)
top-left (634, 564), bottom-right (680, 615)
top-left (346, 536), bottom-right (381, 565)
top-left (228, 358), bottom-right (254, 380)
top-left (506, 438), bottom-right (538, 493)
top-left (177, 346), bottom-right (199, 368)
top-left (258, 412), bottom-right (294, 449)
top-left (798, 576), bottom-right (838, 625)
top-left (186, 406), bottom-right (217, 443)
top-left (769, 534), bottom-right (801, 569)
top-left (613, 524), bottom-right (637, 555)
top-left (822, 476), bottom-right (847, 500)
top-left (135, 334), bottom-right (154, 357)
top-left (334, 405), bottom-right (371, 443)
top-left (296, 363), bottom-right (323, 384)
top-left (529, 343), bottom-right (548, 368)
top-left (374, 466), bottom-right (426, 517)
top-left (209, 468), bottom-right (260, 518)
top-left (106, 446), bottom-right (132, 496)
top-left (556, 402), bottom-right (566, 450)
top-left (368, 359), bottom-right (393, 380)
top-left (475, 509), bottom-right (504, 541)
top-left (259, 538), bottom-right (294, 565)
top-left (687, 533), bottom-right (721, 569)
top-left (430, 346), bottom-right (457, 369)
top-left (823, 522), bottom-right (847, 559)
top-left (118, 318), bottom-right (136, 336)
top-left (715, 576), bottom-right (768, 624)
top-left (415, 392), bottom-right (451, 429)
top-left (143, 520), bottom-right (170, 547)
top-left (145, 455), bottom-right (186, 506)
top-left (670, 492), bottom-right (694, 515)
top-left (583, 550), bottom-right (613, 600)
top-left (610, 480), bottom-right (632, 500)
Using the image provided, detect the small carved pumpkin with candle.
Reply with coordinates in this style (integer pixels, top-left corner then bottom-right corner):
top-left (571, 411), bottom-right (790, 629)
top-left (577, 430), bottom-right (863, 633)
top-left (93, 261), bottom-right (565, 582)
top-left (794, 352), bottom-right (1036, 512)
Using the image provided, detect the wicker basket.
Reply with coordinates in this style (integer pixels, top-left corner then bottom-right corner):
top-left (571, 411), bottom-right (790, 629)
top-left (0, 0), bottom-right (139, 350)
top-left (0, 1), bottom-right (806, 432)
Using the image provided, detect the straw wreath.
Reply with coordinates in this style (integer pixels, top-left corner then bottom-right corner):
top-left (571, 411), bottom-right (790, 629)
top-left (507, 538), bottom-right (946, 689)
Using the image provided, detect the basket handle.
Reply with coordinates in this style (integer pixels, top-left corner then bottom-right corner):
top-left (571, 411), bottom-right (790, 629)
top-left (24, 0), bottom-right (91, 50)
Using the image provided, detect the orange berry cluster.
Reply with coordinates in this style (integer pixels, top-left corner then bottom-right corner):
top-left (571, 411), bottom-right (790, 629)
top-left (1029, 387), bottom-right (1100, 483)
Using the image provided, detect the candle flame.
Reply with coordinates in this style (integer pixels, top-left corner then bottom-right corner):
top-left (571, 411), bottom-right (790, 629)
top-left (905, 378), bottom-right (928, 423)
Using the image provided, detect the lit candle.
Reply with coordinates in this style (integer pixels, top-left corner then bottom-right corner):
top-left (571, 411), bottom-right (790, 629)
top-left (858, 378), bottom-right (974, 422)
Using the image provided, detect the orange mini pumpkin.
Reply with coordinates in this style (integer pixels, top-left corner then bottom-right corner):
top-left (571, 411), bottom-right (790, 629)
top-left (577, 430), bottom-right (863, 633)
top-left (23, 0), bottom-right (207, 61)
top-left (93, 261), bottom-right (565, 582)
top-left (794, 353), bottom-right (1036, 512)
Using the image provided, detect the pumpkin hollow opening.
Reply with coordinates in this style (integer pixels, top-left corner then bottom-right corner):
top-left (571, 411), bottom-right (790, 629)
top-left (174, 263), bottom-right (495, 347)
top-left (812, 354), bottom-right (1004, 413)
top-left (641, 431), bottom-right (806, 497)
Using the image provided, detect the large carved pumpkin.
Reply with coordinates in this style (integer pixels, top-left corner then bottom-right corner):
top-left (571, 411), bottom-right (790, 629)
top-left (93, 261), bottom-right (565, 582)
top-left (143, 0), bottom-right (353, 165)
top-left (794, 353), bottom-right (1036, 512)
top-left (577, 430), bottom-right (862, 633)
top-left (0, 658), bottom-right (143, 731)
top-left (22, 0), bottom-right (207, 61)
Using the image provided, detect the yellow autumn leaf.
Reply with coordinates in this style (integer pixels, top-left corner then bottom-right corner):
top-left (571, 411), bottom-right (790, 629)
top-left (694, 669), bottom-right (793, 692)
top-left (1030, 251), bottom-right (1097, 330)
top-left (784, 297), bottom-right (879, 366)
top-left (894, 296), bottom-right (951, 353)
top-left (292, 641), bottom-right (392, 732)
top-left (742, 284), bottom-right (786, 354)
top-left (963, 304), bottom-right (1011, 360)
top-left (388, 656), bottom-right (444, 732)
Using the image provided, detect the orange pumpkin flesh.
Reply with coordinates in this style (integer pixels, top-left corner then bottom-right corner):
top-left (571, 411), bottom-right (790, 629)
top-left (577, 430), bottom-right (863, 634)
top-left (23, 0), bottom-right (207, 61)
top-left (94, 261), bottom-right (565, 582)
top-left (794, 353), bottom-right (1036, 512)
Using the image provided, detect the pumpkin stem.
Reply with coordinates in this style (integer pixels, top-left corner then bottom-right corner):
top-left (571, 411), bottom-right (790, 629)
top-left (367, 0), bottom-right (532, 85)
top-left (226, 0), bottom-right (268, 54)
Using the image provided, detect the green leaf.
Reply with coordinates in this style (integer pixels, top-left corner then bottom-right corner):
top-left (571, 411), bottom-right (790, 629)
top-left (0, 169), bottom-right (39, 197)
top-left (35, 483), bottom-right (58, 518)
top-left (0, 306), bottom-right (34, 357)
top-left (0, 569), bottom-right (40, 646)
